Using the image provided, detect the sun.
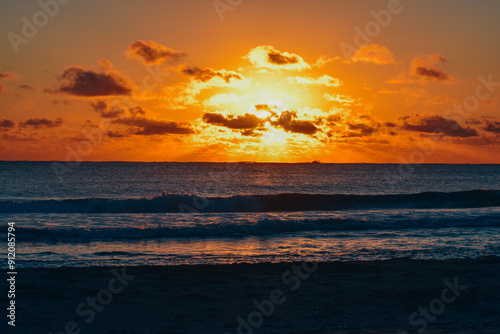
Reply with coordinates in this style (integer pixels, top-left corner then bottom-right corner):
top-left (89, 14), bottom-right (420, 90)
top-left (255, 110), bottom-right (272, 119)
top-left (261, 126), bottom-right (288, 145)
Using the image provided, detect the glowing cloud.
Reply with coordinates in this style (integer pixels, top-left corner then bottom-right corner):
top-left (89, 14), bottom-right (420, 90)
top-left (203, 93), bottom-right (241, 107)
top-left (351, 44), bottom-right (395, 64)
top-left (162, 71), bottom-right (249, 109)
top-left (181, 66), bottom-right (243, 83)
top-left (244, 45), bottom-right (311, 71)
top-left (314, 55), bottom-right (341, 68)
top-left (323, 93), bottom-right (355, 105)
top-left (287, 75), bottom-right (343, 87)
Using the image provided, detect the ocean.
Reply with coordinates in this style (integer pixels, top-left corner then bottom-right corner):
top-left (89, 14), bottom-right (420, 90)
top-left (1, 162), bottom-right (500, 268)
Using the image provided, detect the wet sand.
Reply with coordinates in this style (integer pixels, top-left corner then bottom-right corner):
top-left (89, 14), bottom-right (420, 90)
top-left (7, 258), bottom-right (500, 333)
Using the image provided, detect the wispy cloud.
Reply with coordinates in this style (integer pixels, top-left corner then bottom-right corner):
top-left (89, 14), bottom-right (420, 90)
top-left (0, 71), bottom-right (16, 95)
top-left (323, 93), bottom-right (355, 105)
top-left (0, 71), bottom-right (16, 79)
top-left (19, 118), bottom-right (63, 129)
top-left (18, 84), bottom-right (35, 91)
top-left (287, 75), bottom-right (342, 87)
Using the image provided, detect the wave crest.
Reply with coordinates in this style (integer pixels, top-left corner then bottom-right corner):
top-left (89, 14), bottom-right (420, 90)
top-left (1, 190), bottom-right (499, 213)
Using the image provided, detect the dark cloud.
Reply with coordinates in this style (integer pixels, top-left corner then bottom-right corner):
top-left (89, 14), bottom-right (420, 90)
top-left (267, 51), bottom-right (299, 65)
top-left (127, 40), bottom-right (186, 65)
top-left (20, 118), bottom-right (63, 129)
top-left (203, 110), bottom-right (319, 136)
top-left (90, 101), bottom-right (125, 118)
top-left (0, 118), bottom-right (16, 128)
top-left (411, 54), bottom-right (451, 82)
top-left (203, 113), bottom-right (262, 129)
top-left (283, 119), bottom-right (318, 135)
top-left (482, 119), bottom-right (500, 134)
top-left (181, 66), bottom-right (242, 83)
top-left (2, 133), bottom-right (36, 141)
top-left (325, 115), bottom-right (342, 125)
top-left (414, 67), bottom-right (449, 81)
top-left (274, 111), bottom-right (318, 135)
top-left (113, 116), bottom-right (194, 135)
top-left (18, 84), bottom-right (35, 90)
top-left (400, 114), bottom-right (478, 137)
top-left (241, 129), bottom-right (262, 137)
top-left (338, 121), bottom-right (380, 138)
top-left (322, 112), bottom-right (391, 139)
top-left (0, 82), bottom-right (4, 94)
top-left (466, 119), bottom-right (482, 125)
top-left (46, 66), bottom-right (134, 97)
top-left (347, 122), bottom-right (378, 136)
top-left (453, 135), bottom-right (500, 146)
top-left (89, 102), bottom-right (192, 136)
top-left (128, 106), bottom-right (147, 117)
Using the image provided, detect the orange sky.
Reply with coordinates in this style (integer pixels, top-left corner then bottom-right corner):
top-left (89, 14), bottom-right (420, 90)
top-left (1, 0), bottom-right (500, 162)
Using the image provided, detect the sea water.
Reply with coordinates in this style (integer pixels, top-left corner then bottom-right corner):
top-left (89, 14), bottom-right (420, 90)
top-left (1, 162), bottom-right (499, 267)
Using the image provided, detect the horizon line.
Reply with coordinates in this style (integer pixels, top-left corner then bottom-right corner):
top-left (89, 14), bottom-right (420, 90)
top-left (1, 160), bottom-right (499, 165)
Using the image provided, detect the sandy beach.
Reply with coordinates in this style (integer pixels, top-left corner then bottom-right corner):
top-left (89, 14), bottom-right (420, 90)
top-left (5, 258), bottom-right (499, 334)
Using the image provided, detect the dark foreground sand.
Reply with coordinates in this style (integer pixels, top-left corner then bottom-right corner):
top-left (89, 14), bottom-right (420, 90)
top-left (5, 258), bottom-right (500, 334)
